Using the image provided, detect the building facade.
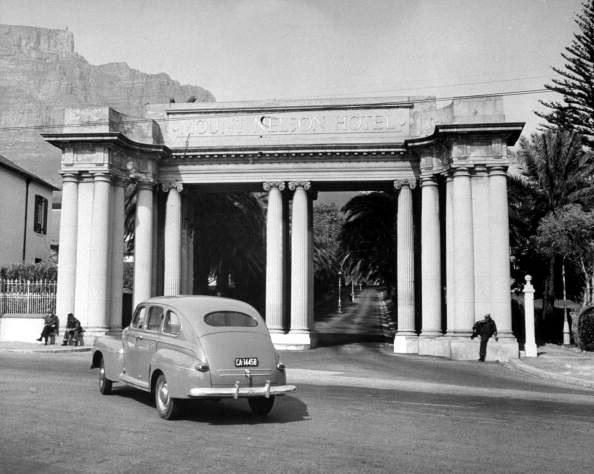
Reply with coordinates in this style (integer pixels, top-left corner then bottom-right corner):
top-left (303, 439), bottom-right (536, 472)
top-left (43, 96), bottom-right (523, 360)
top-left (0, 154), bottom-right (58, 266)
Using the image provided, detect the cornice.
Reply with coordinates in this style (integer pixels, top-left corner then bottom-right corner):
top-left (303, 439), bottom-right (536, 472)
top-left (42, 132), bottom-right (171, 157)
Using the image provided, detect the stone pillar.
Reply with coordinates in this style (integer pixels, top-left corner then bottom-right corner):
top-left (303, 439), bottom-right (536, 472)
top-left (134, 182), bottom-right (154, 307)
top-left (394, 179), bottom-right (418, 353)
top-left (109, 178), bottom-right (126, 331)
top-left (264, 182), bottom-right (285, 338)
top-left (420, 175), bottom-right (441, 337)
top-left (288, 181), bottom-right (312, 349)
top-left (452, 167), bottom-right (475, 334)
top-left (163, 182), bottom-right (183, 296)
top-left (74, 175), bottom-right (94, 329)
top-left (523, 275), bottom-right (538, 357)
top-left (472, 165), bottom-right (491, 318)
top-left (489, 166), bottom-right (512, 336)
top-left (445, 173), bottom-right (455, 335)
top-left (55, 172), bottom-right (78, 321)
top-left (86, 172), bottom-right (112, 335)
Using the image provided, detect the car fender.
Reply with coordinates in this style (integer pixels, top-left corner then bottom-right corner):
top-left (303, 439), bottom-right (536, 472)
top-left (91, 336), bottom-right (124, 382)
top-left (150, 346), bottom-right (209, 398)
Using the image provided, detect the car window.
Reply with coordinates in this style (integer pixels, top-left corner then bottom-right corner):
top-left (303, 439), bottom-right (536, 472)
top-left (163, 310), bottom-right (181, 336)
top-left (131, 307), bottom-right (147, 329)
top-left (204, 311), bottom-right (258, 327)
top-left (147, 306), bottom-right (164, 331)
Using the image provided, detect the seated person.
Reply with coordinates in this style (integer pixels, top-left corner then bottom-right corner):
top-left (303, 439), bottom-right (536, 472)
top-left (36, 313), bottom-right (59, 345)
top-left (62, 313), bottom-right (84, 346)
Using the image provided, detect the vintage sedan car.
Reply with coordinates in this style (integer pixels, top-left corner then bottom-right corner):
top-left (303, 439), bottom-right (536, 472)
top-left (91, 295), bottom-right (296, 419)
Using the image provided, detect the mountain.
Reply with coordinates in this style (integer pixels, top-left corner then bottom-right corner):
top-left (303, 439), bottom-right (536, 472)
top-left (0, 24), bottom-right (215, 187)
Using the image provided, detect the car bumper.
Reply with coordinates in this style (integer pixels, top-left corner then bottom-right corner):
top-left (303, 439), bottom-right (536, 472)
top-left (188, 382), bottom-right (296, 399)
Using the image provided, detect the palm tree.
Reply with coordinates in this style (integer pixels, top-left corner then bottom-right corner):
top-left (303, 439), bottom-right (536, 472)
top-left (338, 192), bottom-right (396, 292)
top-left (515, 128), bottom-right (594, 325)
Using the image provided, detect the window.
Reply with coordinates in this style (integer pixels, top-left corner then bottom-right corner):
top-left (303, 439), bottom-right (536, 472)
top-left (147, 306), bottom-right (164, 331)
top-left (131, 307), bottom-right (147, 329)
top-left (33, 195), bottom-right (48, 234)
top-left (163, 311), bottom-right (181, 336)
top-left (204, 311), bottom-right (258, 327)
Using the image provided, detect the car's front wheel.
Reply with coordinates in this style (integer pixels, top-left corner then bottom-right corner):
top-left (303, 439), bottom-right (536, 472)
top-left (248, 396), bottom-right (275, 416)
top-left (155, 374), bottom-right (180, 420)
top-left (98, 357), bottom-right (112, 395)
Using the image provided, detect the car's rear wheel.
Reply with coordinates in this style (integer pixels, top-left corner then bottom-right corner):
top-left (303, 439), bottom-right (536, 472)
top-left (98, 357), bottom-right (112, 395)
top-left (248, 396), bottom-right (275, 416)
top-left (155, 374), bottom-right (180, 420)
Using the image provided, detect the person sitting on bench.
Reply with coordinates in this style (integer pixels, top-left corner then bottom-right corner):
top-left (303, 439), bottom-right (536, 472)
top-left (36, 313), bottom-right (59, 345)
top-left (62, 313), bottom-right (84, 346)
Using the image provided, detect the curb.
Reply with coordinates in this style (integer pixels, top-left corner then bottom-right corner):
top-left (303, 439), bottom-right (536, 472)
top-left (506, 358), bottom-right (594, 390)
top-left (0, 346), bottom-right (91, 354)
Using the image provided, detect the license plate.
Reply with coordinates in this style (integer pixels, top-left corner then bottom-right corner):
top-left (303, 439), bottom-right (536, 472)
top-left (235, 357), bottom-right (259, 368)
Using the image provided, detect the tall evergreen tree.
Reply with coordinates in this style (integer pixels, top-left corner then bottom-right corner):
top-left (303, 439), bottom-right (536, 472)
top-left (538, 0), bottom-right (594, 146)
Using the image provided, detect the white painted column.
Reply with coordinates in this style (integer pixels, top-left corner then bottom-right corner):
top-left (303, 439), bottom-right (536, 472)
top-left (420, 175), bottom-right (441, 336)
top-left (288, 181), bottom-right (311, 348)
top-left (472, 165), bottom-right (491, 319)
top-left (74, 175), bottom-right (94, 328)
top-left (489, 166), bottom-right (512, 336)
top-left (452, 167), bottom-right (475, 334)
top-left (87, 172), bottom-right (112, 334)
top-left (134, 182), bottom-right (154, 307)
top-left (109, 178), bottom-right (126, 331)
top-left (394, 179), bottom-right (418, 353)
top-left (264, 182), bottom-right (285, 336)
top-left (55, 172), bottom-right (78, 321)
top-left (523, 275), bottom-right (538, 357)
top-left (163, 182), bottom-right (183, 296)
top-left (445, 174), bottom-right (455, 334)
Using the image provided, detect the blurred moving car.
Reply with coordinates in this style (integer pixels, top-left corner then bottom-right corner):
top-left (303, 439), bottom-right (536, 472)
top-left (91, 295), bottom-right (296, 419)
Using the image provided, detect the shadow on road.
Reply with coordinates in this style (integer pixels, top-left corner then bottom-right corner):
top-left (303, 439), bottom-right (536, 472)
top-left (111, 387), bottom-right (309, 424)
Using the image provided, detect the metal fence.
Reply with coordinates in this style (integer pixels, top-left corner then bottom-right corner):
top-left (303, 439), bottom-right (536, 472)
top-left (0, 279), bottom-right (56, 315)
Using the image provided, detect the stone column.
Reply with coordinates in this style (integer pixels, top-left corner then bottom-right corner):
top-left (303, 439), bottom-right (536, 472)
top-left (87, 172), bottom-right (112, 335)
top-left (445, 173), bottom-right (455, 334)
top-left (55, 172), bottom-right (78, 321)
top-left (288, 181), bottom-right (312, 349)
top-left (134, 181), bottom-right (154, 307)
top-left (163, 182), bottom-right (183, 296)
top-left (472, 165), bottom-right (491, 318)
top-left (264, 182), bottom-right (285, 337)
top-left (74, 175), bottom-right (94, 328)
top-left (109, 178), bottom-right (126, 331)
top-left (394, 179), bottom-right (418, 353)
top-left (452, 167), bottom-right (475, 334)
top-left (489, 166), bottom-right (512, 335)
top-left (420, 175), bottom-right (441, 336)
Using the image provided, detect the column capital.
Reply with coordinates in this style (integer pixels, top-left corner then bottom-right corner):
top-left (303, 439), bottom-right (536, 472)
top-left (394, 178), bottom-right (417, 190)
top-left (91, 171), bottom-right (112, 183)
top-left (137, 180), bottom-right (155, 191)
top-left (473, 164), bottom-right (489, 176)
top-left (451, 166), bottom-right (471, 178)
top-left (60, 171), bottom-right (80, 183)
top-left (487, 164), bottom-right (508, 176)
top-left (263, 181), bottom-right (286, 192)
top-left (288, 181), bottom-right (311, 191)
top-left (161, 181), bottom-right (184, 193)
top-left (420, 175), bottom-right (439, 187)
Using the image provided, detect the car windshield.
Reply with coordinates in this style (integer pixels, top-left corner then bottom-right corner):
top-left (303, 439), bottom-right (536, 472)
top-left (204, 311), bottom-right (258, 327)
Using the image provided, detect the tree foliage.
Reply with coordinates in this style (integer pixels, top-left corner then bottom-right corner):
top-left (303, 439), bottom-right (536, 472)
top-left (538, 0), bottom-right (594, 146)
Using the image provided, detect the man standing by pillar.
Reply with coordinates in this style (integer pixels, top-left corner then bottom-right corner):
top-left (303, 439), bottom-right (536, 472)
top-left (471, 313), bottom-right (499, 361)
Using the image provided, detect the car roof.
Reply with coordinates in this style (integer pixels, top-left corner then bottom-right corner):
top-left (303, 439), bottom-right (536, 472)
top-left (139, 295), bottom-right (265, 333)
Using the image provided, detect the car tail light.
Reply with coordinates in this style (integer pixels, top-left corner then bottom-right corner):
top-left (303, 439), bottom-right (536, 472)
top-left (276, 362), bottom-right (286, 371)
top-left (194, 361), bottom-right (209, 372)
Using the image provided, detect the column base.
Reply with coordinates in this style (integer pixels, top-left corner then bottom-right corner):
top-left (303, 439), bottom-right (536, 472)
top-left (418, 336), bottom-right (451, 358)
top-left (393, 333), bottom-right (419, 354)
top-left (271, 331), bottom-right (315, 351)
top-left (522, 342), bottom-right (538, 358)
top-left (450, 336), bottom-right (519, 361)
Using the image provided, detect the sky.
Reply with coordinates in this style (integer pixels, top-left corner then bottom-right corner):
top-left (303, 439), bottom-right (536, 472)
top-left (0, 0), bottom-right (585, 136)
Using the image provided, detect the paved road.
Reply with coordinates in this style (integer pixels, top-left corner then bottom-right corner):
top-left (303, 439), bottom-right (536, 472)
top-left (1, 347), bottom-right (593, 473)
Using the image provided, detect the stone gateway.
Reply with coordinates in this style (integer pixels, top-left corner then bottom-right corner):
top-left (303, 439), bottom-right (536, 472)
top-left (43, 96), bottom-right (523, 361)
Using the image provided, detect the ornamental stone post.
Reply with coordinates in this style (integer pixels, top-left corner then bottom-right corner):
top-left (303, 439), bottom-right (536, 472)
top-left (394, 178), bottom-right (418, 353)
top-left (163, 182), bottom-right (183, 296)
top-left (523, 275), bottom-right (538, 357)
top-left (264, 181), bottom-right (285, 338)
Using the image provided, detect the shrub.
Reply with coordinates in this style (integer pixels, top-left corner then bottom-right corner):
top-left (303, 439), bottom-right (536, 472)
top-left (0, 262), bottom-right (57, 280)
top-left (576, 307), bottom-right (594, 351)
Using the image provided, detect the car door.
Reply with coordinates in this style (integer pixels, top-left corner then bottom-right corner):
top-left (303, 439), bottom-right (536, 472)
top-left (123, 305), bottom-right (148, 381)
top-left (138, 305), bottom-right (164, 377)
